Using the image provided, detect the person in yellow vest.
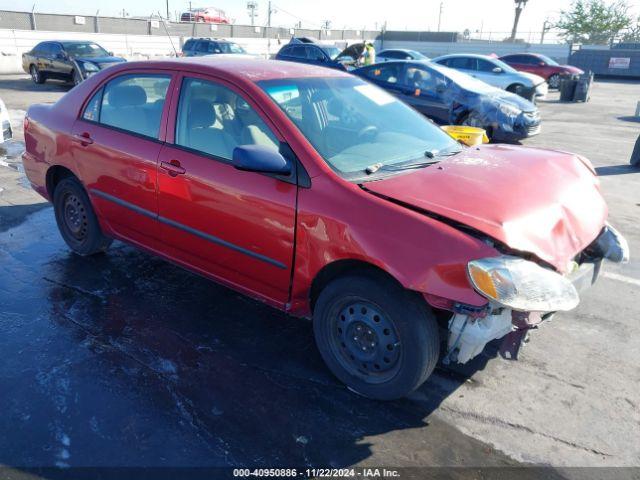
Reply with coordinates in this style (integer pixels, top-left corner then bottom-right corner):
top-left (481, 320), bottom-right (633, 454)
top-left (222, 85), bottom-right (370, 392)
top-left (362, 42), bottom-right (376, 66)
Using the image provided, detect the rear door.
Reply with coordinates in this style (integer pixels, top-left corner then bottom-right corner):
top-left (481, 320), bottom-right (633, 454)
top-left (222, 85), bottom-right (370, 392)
top-left (70, 70), bottom-right (175, 249)
top-left (37, 42), bottom-right (54, 74)
top-left (156, 73), bottom-right (297, 306)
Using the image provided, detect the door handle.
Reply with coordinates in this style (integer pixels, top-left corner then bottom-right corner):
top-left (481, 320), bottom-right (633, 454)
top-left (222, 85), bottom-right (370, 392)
top-left (72, 132), bottom-right (93, 146)
top-left (160, 160), bottom-right (186, 177)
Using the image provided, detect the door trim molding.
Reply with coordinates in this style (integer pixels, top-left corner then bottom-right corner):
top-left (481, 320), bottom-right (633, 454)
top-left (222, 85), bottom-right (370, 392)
top-left (90, 188), bottom-right (287, 269)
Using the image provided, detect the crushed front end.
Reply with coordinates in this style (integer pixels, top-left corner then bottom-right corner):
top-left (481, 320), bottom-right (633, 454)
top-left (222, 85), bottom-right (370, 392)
top-left (444, 225), bottom-right (629, 364)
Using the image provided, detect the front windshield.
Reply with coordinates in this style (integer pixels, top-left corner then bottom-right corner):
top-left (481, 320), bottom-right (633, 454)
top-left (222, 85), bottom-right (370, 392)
top-left (63, 42), bottom-right (109, 58)
top-left (489, 58), bottom-right (518, 73)
top-left (323, 46), bottom-right (341, 60)
top-left (429, 62), bottom-right (500, 94)
top-left (259, 76), bottom-right (461, 180)
top-left (409, 50), bottom-right (428, 59)
top-left (219, 42), bottom-right (246, 54)
top-left (537, 54), bottom-right (559, 66)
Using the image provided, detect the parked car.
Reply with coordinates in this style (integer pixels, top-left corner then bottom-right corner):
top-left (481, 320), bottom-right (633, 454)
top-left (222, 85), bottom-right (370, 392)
top-left (22, 57), bottom-right (628, 400)
top-left (275, 39), bottom-right (363, 70)
top-left (22, 41), bottom-right (126, 86)
top-left (433, 54), bottom-right (548, 100)
top-left (182, 38), bottom-right (247, 57)
top-left (499, 53), bottom-right (584, 89)
top-left (377, 49), bottom-right (429, 62)
top-left (0, 97), bottom-right (12, 142)
top-left (180, 7), bottom-right (230, 24)
top-left (354, 60), bottom-right (541, 141)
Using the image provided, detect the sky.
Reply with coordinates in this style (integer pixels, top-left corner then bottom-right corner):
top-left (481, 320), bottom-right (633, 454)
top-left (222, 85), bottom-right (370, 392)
top-left (5, 0), bottom-right (640, 33)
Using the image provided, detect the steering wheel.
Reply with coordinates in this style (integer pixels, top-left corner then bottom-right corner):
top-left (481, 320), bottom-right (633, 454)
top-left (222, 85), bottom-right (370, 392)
top-left (357, 125), bottom-right (379, 141)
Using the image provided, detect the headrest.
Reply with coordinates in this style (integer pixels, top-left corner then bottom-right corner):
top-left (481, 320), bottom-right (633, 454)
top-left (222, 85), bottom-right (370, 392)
top-left (108, 85), bottom-right (147, 107)
top-left (188, 100), bottom-right (216, 128)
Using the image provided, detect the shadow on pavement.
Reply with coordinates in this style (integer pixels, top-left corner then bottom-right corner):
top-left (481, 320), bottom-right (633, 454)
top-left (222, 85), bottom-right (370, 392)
top-left (0, 206), bottom-right (559, 475)
top-left (0, 76), bottom-right (71, 93)
top-left (595, 164), bottom-right (639, 176)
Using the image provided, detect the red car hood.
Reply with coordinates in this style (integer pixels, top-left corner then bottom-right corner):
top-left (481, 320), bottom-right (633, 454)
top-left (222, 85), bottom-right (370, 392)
top-left (364, 145), bottom-right (607, 273)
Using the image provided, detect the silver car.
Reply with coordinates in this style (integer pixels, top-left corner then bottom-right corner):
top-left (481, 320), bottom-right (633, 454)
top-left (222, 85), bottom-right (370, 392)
top-left (432, 53), bottom-right (548, 100)
top-left (377, 49), bottom-right (430, 62)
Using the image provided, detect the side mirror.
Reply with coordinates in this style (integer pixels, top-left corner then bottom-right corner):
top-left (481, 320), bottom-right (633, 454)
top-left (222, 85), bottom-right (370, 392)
top-left (492, 67), bottom-right (503, 74)
top-left (109, 51), bottom-right (115, 57)
top-left (232, 145), bottom-right (291, 175)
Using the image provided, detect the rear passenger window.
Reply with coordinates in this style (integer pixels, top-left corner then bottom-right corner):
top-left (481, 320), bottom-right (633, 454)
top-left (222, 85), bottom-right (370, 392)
top-left (99, 74), bottom-right (171, 139)
top-left (82, 88), bottom-right (103, 121)
top-left (175, 78), bottom-right (279, 160)
top-left (364, 64), bottom-right (402, 84)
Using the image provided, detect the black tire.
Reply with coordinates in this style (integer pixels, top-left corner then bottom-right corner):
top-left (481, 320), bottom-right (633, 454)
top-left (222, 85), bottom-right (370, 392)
top-left (458, 111), bottom-right (493, 140)
top-left (30, 64), bottom-right (45, 84)
top-left (71, 69), bottom-right (83, 86)
top-left (631, 134), bottom-right (640, 167)
top-left (313, 274), bottom-right (440, 400)
top-left (506, 83), bottom-right (524, 95)
top-left (548, 74), bottom-right (560, 90)
top-left (53, 177), bottom-right (113, 255)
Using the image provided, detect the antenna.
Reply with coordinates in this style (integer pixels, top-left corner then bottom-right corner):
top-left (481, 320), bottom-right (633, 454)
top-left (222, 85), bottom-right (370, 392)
top-left (157, 11), bottom-right (178, 56)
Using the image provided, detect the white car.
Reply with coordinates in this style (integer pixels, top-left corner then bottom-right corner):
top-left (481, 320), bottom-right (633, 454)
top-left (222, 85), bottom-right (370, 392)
top-left (433, 54), bottom-right (548, 100)
top-left (0, 98), bottom-right (12, 143)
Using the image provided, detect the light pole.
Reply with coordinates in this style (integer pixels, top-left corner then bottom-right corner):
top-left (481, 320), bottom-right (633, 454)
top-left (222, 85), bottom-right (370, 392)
top-left (509, 0), bottom-right (528, 41)
top-left (437, 1), bottom-right (443, 32)
top-left (247, 1), bottom-right (258, 26)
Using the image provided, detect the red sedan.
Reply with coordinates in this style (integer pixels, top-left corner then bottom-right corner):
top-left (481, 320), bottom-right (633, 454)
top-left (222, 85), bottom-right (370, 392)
top-left (22, 57), bottom-right (627, 400)
top-left (499, 53), bottom-right (584, 89)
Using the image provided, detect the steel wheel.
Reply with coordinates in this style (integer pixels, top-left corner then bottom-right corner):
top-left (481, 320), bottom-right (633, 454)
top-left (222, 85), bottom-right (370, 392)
top-left (329, 300), bottom-right (402, 384)
top-left (62, 192), bottom-right (88, 241)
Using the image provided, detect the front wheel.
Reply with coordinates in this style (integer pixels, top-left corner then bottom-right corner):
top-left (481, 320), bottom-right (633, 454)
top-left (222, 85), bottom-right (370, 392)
top-left (30, 64), bottom-right (45, 84)
top-left (313, 275), bottom-right (440, 400)
top-left (53, 177), bottom-right (113, 255)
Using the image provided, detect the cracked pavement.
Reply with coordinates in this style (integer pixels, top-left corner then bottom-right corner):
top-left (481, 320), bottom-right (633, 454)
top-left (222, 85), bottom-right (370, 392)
top-left (0, 74), bottom-right (639, 473)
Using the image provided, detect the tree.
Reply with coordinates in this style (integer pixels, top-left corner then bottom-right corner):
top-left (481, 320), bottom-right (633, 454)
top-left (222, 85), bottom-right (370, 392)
top-left (556, 0), bottom-right (632, 44)
top-left (509, 0), bottom-right (529, 41)
top-left (621, 16), bottom-right (640, 41)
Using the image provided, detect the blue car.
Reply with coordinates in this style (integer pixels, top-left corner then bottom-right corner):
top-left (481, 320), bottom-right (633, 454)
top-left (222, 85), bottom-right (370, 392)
top-left (354, 60), bottom-right (541, 142)
top-left (275, 39), bottom-right (363, 70)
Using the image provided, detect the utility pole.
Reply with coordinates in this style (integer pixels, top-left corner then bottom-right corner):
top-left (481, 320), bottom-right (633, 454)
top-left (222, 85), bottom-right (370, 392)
top-left (166, 0), bottom-right (170, 21)
top-left (437, 1), bottom-right (443, 32)
top-left (540, 19), bottom-right (551, 44)
top-left (509, 0), bottom-right (528, 41)
top-left (247, 1), bottom-right (258, 26)
top-left (267, 0), bottom-right (273, 27)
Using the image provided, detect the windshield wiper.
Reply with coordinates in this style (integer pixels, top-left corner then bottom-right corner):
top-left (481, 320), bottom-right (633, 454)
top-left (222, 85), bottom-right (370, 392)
top-left (364, 149), bottom-right (460, 175)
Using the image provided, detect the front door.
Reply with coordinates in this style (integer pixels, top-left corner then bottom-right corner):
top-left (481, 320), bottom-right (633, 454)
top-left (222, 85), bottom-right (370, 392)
top-left (156, 74), bottom-right (297, 306)
top-left (400, 65), bottom-right (450, 123)
top-left (70, 71), bottom-right (174, 249)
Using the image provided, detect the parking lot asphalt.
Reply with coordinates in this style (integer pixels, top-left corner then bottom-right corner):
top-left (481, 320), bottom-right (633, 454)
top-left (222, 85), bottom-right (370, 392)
top-left (0, 74), bottom-right (638, 475)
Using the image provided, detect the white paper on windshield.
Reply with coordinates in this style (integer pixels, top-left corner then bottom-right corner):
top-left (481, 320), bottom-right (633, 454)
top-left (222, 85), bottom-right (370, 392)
top-left (354, 84), bottom-right (395, 106)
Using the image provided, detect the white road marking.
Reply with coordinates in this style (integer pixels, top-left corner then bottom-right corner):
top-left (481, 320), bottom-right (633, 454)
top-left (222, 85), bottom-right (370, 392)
top-left (602, 271), bottom-right (640, 287)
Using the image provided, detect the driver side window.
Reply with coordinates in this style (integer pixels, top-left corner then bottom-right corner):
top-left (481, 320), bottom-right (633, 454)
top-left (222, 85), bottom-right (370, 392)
top-left (175, 78), bottom-right (279, 161)
top-left (364, 64), bottom-right (401, 84)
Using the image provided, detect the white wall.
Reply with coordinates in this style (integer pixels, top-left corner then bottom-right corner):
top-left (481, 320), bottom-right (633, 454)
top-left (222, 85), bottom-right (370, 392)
top-left (0, 28), bottom-right (365, 74)
top-left (375, 40), bottom-right (571, 63)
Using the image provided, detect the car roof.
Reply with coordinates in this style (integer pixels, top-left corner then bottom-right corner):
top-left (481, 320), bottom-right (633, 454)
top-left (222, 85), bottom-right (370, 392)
top-left (435, 53), bottom-right (496, 60)
top-left (187, 38), bottom-right (234, 43)
top-left (114, 56), bottom-right (350, 82)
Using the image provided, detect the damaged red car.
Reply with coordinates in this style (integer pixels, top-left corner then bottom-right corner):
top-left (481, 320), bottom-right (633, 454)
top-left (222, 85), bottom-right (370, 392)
top-left (22, 58), bottom-right (629, 400)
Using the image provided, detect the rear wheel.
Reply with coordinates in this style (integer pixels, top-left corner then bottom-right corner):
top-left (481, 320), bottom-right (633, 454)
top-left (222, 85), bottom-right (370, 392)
top-left (313, 275), bottom-right (440, 400)
top-left (548, 74), bottom-right (560, 89)
top-left (30, 64), bottom-right (45, 84)
top-left (53, 177), bottom-right (112, 255)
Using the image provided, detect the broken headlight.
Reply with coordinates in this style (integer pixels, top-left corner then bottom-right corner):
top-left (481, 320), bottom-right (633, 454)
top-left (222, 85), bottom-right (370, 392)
top-left (467, 255), bottom-right (579, 312)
